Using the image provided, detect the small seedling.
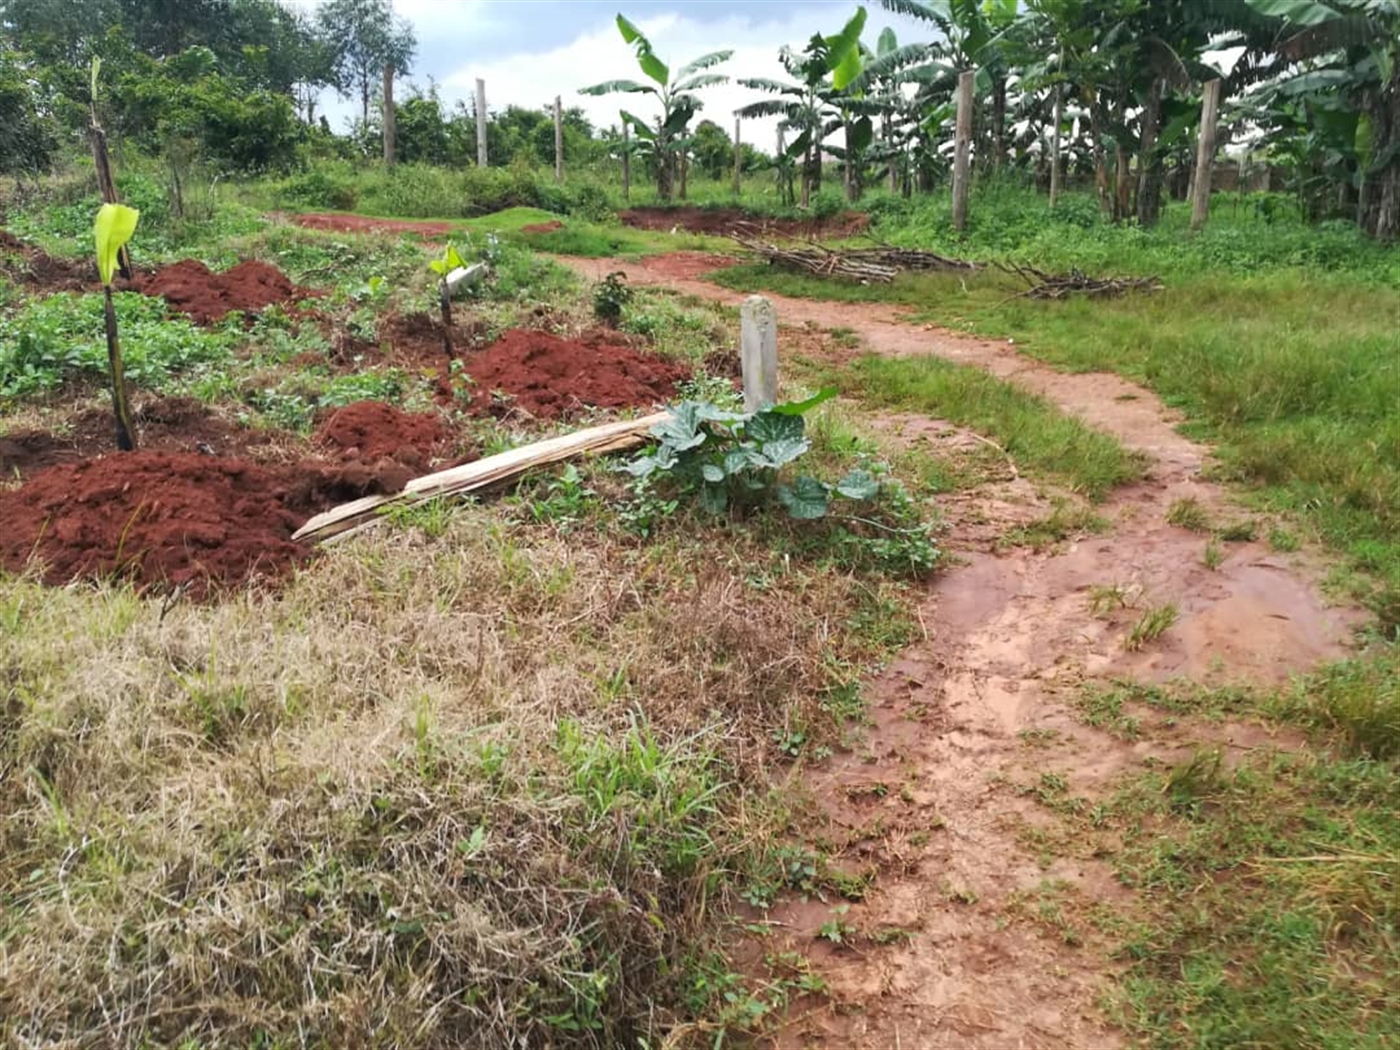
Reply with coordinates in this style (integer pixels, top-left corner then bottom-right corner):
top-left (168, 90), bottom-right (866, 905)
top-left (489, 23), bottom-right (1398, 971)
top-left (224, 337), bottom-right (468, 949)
top-left (94, 202), bottom-right (140, 450)
top-left (1124, 602), bottom-right (1179, 651)
top-left (1203, 538), bottom-right (1224, 570)
top-left (592, 271), bottom-right (633, 326)
top-left (1088, 582), bottom-right (1136, 616)
top-left (1166, 497), bottom-right (1211, 532)
top-left (817, 904), bottom-right (854, 944)
top-left (428, 243), bottom-right (467, 359)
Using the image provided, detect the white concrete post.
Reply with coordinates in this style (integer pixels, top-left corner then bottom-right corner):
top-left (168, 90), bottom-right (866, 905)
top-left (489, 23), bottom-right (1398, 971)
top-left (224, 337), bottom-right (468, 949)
top-left (475, 78), bottom-right (488, 167)
top-left (740, 296), bottom-right (778, 412)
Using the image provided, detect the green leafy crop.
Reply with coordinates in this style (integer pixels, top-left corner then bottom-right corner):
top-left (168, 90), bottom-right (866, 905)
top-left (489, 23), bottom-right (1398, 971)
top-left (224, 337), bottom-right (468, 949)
top-left (622, 389), bottom-right (879, 518)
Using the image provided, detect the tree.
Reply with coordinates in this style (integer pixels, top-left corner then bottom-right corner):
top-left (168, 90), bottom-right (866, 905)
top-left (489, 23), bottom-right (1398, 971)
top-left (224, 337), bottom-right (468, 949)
top-left (0, 50), bottom-right (56, 176)
top-left (316, 0), bottom-right (415, 127)
top-left (1245, 0), bottom-right (1400, 241)
top-left (580, 14), bottom-right (732, 200)
top-left (736, 7), bottom-right (868, 207)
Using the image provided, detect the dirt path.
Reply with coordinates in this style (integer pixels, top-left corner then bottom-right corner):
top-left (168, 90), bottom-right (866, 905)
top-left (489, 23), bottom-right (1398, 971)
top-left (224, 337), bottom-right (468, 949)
top-left (564, 253), bottom-right (1363, 1047)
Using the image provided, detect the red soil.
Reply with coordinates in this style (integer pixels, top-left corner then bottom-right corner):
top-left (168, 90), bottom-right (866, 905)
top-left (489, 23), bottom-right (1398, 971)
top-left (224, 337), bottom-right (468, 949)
top-left (287, 213), bottom-right (456, 236)
top-left (130, 259), bottom-right (309, 325)
top-left (0, 395), bottom-right (448, 598)
top-left (520, 220), bottom-right (565, 234)
top-left (460, 328), bottom-right (690, 420)
top-left (314, 400), bottom-right (447, 472)
top-left (0, 453), bottom-right (310, 599)
top-left (1, 397), bottom-right (298, 478)
top-left (619, 205), bottom-right (870, 239)
top-left (0, 229), bottom-right (101, 292)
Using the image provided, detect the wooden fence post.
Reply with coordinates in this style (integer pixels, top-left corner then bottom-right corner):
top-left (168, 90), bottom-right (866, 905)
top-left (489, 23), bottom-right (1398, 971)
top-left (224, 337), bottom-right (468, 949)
top-left (740, 296), bottom-right (779, 412)
top-left (733, 116), bottom-right (742, 196)
top-left (621, 123), bottom-right (630, 200)
top-left (1191, 78), bottom-right (1222, 232)
top-left (382, 64), bottom-right (395, 167)
top-left (953, 69), bottom-right (974, 233)
top-left (475, 78), bottom-right (488, 167)
top-left (554, 96), bottom-right (564, 183)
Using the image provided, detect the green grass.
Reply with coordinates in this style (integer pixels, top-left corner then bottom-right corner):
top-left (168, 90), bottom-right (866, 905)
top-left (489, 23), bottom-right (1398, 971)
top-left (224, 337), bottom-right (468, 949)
top-left (835, 353), bottom-right (1145, 501)
top-left (1042, 660), bottom-right (1400, 1048)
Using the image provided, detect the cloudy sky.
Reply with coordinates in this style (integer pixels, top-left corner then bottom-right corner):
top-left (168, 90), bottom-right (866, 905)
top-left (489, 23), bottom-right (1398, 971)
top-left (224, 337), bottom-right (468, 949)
top-left (299, 0), bottom-right (912, 144)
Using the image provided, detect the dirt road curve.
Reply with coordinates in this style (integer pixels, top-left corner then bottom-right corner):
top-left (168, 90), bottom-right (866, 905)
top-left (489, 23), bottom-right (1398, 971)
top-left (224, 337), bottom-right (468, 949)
top-left (564, 253), bottom-right (1362, 1049)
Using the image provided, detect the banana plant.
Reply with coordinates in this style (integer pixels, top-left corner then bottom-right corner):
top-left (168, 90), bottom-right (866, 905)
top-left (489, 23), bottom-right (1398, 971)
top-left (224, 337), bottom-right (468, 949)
top-left (428, 243), bottom-right (466, 359)
top-left (736, 7), bottom-right (868, 207)
top-left (94, 203), bottom-right (139, 451)
top-left (580, 14), bottom-right (732, 200)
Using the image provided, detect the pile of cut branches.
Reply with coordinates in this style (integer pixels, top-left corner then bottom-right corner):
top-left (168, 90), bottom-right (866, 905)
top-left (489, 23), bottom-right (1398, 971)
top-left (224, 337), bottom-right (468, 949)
top-left (731, 228), bottom-right (980, 284)
top-left (994, 261), bottom-right (1163, 300)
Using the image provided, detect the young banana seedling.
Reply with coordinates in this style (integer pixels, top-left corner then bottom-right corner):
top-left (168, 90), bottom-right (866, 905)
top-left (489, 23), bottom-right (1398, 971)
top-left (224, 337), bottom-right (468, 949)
top-left (94, 202), bottom-right (140, 450)
top-left (428, 243), bottom-right (467, 359)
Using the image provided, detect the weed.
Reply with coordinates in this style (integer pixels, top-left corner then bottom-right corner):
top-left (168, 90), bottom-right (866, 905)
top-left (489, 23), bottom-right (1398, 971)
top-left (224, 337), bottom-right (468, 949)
top-left (591, 271), bottom-right (633, 326)
top-left (1166, 497), bottom-right (1212, 532)
top-left (1002, 501), bottom-right (1109, 550)
top-left (1124, 603), bottom-right (1179, 652)
top-left (1203, 537), bottom-right (1225, 570)
top-left (1218, 520), bottom-right (1259, 543)
top-left (1088, 582), bottom-right (1137, 616)
top-left (1269, 526), bottom-right (1301, 552)
top-left (817, 905), bottom-right (855, 945)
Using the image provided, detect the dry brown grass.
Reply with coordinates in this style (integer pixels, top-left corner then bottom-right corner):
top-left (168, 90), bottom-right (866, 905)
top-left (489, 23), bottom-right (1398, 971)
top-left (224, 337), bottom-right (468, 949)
top-left (0, 506), bottom-right (902, 1048)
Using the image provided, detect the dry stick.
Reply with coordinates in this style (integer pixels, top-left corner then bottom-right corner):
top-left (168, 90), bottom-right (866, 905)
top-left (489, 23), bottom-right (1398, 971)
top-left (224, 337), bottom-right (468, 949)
top-left (103, 285), bottom-right (137, 450)
top-left (438, 280), bottom-right (454, 359)
top-left (294, 411), bottom-right (670, 543)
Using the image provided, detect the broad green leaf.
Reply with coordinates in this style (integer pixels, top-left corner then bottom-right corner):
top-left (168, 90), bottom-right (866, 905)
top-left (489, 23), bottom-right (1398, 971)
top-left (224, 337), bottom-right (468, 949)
top-left (676, 50), bottom-right (733, 79)
top-left (94, 203), bottom-right (139, 286)
top-left (756, 437), bottom-right (811, 468)
top-left (651, 403), bottom-right (708, 451)
top-left (699, 482), bottom-right (728, 514)
top-left (674, 73), bottom-right (728, 94)
top-left (746, 410), bottom-right (804, 445)
top-left (619, 110), bottom-right (657, 139)
top-left (695, 403), bottom-right (746, 425)
top-left (701, 462), bottom-right (726, 483)
top-left (835, 469), bottom-right (879, 500)
top-left (770, 387), bottom-right (838, 416)
top-left (1244, 0), bottom-right (1341, 26)
top-left (580, 78), bottom-right (654, 96)
top-left (776, 477), bottom-right (830, 519)
top-left (723, 447), bottom-right (755, 476)
top-left (616, 13), bottom-right (646, 44)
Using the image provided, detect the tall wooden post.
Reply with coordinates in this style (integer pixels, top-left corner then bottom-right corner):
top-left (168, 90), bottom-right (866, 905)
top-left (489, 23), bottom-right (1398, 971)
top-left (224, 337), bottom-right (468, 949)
top-left (1049, 82), bottom-right (1063, 208)
top-left (554, 96), bottom-right (563, 183)
top-left (475, 78), bottom-right (488, 167)
top-left (1191, 78), bottom-right (1222, 232)
top-left (382, 64), bottom-right (396, 166)
top-left (733, 116), bottom-right (742, 196)
top-left (952, 69), bottom-right (974, 233)
top-left (621, 123), bottom-right (630, 200)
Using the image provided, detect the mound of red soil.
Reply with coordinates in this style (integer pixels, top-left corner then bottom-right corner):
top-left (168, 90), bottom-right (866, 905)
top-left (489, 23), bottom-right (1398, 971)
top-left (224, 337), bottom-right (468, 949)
top-left (287, 213), bottom-right (455, 236)
top-left (0, 229), bottom-right (98, 292)
top-left (0, 397), bottom-right (297, 479)
top-left (315, 401), bottom-right (446, 472)
top-left (521, 220), bottom-right (564, 234)
top-left (0, 448), bottom-right (415, 599)
top-left (461, 329), bottom-right (689, 420)
top-left (131, 259), bottom-right (309, 325)
top-left (0, 453), bottom-right (309, 599)
top-left (619, 206), bottom-right (869, 239)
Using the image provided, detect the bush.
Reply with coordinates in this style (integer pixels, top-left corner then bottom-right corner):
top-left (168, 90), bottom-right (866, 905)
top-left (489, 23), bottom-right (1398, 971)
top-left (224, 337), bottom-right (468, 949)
top-left (279, 170), bottom-right (358, 211)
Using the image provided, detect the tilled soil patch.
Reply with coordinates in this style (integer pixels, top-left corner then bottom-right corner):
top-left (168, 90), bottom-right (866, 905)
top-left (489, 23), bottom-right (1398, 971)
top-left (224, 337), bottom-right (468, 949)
top-left (314, 400), bottom-right (448, 473)
top-left (619, 205), bottom-right (869, 239)
top-left (0, 229), bottom-right (101, 292)
top-left (0, 449), bottom-right (413, 599)
top-left (459, 328), bottom-right (690, 420)
top-left (1, 397), bottom-right (300, 478)
top-left (128, 259), bottom-right (312, 325)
